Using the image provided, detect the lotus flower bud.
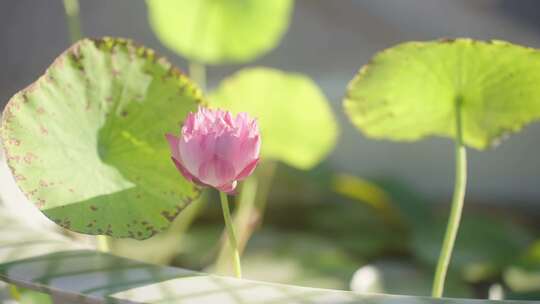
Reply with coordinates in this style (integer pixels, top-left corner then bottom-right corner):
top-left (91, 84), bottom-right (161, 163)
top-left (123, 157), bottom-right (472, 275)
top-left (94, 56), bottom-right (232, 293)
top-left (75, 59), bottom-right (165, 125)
top-left (166, 107), bottom-right (261, 193)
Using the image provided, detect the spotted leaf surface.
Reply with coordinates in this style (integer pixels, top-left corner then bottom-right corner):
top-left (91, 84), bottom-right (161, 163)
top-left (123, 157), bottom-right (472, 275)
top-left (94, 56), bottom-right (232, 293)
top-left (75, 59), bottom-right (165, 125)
top-left (1, 38), bottom-right (202, 240)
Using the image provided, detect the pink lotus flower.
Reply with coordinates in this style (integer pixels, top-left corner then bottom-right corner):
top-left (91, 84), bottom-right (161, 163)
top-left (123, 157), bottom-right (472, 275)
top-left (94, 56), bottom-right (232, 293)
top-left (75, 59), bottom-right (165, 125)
top-left (166, 107), bottom-right (261, 193)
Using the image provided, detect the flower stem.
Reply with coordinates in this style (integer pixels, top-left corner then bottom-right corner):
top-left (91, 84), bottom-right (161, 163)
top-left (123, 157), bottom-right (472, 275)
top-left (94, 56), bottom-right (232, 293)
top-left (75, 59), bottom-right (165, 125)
top-left (219, 191), bottom-right (242, 278)
top-left (62, 0), bottom-right (82, 43)
top-left (189, 62), bottom-right (206, 93)
top-left (215, 162), bottom-right (277, 275)
top-left (215, 176), bottom-right (258, 273)
top-left (431, 97), bottom-right (467, 298)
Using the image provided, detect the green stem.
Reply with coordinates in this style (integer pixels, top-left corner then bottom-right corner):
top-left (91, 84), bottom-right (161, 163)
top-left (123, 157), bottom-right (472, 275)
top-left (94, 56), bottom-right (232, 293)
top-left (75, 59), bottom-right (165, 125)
top-left (219, 191), bottom-right (242, 278)
top-left (189, 62), bottom-right (206, 92)
top-left (215, 176), bottom-right (258, 273)
top-left (215, 162), bottom-right (277, 275)
top-left (62, 0), bottom-right (82, 43)
top-left (432, 98), bottom-right (467, 298)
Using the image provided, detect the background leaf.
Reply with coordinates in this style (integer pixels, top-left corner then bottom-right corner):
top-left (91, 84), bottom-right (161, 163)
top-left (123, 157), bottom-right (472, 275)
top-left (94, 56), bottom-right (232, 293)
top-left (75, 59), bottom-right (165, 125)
top-left (1, 37), bottom-right (202, 240)
top-left (210, 67), bottom-right (338, 169)
top-left (0, 201), bottom-right (519, 303)
top-left (350, 260), bottom-right (472, 297)
top-left (146, 0), bottom-right (293, 65)
top-left (413, 215), bottom-right (533, 283)
top-left (504, 240), bottom-right (540, 294)
top-left (344, 39), bottom-right (540, 149)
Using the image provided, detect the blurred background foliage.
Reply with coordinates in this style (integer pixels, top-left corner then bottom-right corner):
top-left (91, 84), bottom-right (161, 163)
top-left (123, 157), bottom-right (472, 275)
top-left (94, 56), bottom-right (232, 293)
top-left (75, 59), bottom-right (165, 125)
top-left (146, 0), bottom-right (293, 65)
top-left (0, 0), bottom-right (540, 302)
top-left (111, 164), bottom-right (538, 299)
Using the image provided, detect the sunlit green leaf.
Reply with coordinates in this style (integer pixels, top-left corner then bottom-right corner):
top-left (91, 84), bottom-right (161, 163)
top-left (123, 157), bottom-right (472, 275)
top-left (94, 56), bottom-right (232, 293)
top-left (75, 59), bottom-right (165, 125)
top-left (146, 0), bottom-right (293, 64)
top-left (210, 68), bottom-right (338, 169)
top-left (0, 37), bottom-right (202, 240)
top-left (344, 39), bottom-right (540, 149)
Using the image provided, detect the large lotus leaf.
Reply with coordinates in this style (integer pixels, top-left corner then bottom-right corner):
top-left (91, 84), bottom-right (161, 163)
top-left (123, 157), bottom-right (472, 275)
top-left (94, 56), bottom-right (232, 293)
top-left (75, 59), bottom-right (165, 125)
top-left (0, 38), bottom-right (203, 240)
top-left (146, 0), bottom-right (293, 65)
top-left (209, 68), bottom-right (338, 169)
top-left (344, 39), bottom-right (540, 149)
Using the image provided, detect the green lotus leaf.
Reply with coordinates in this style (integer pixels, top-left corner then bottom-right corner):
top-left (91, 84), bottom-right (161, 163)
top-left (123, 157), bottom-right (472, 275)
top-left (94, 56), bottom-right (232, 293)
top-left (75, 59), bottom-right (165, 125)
top-left (344, 39), bottom-right (540, 149)
top-left (146, 0), bottom-right (293, 65)
top-left (0, 38), bottom-right (203, 240)
top-left (209, 67), bottom-right (338, 169)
